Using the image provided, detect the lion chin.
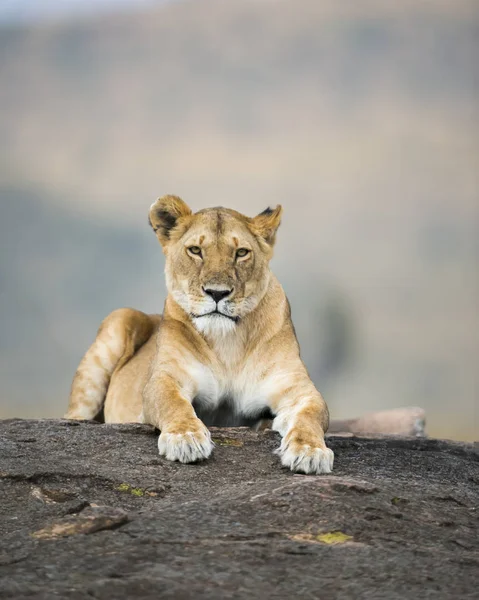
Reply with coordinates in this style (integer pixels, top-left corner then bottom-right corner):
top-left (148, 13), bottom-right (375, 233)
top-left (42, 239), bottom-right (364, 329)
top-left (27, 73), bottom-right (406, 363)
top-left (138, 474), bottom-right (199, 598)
top-left (192, 312), bottom-right (238, 336)
top-left (65, 195), bottom-right (334, 475)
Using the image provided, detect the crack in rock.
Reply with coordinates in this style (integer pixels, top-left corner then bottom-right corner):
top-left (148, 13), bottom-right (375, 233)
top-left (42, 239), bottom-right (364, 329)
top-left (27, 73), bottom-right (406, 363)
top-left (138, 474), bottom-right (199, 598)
top-left (31, 506), bottom-right (129, 539)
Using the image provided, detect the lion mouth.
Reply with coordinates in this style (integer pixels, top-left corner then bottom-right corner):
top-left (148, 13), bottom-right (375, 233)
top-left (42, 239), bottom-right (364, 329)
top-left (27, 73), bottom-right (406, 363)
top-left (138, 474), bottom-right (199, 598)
top-left (192, 310), bottom-right (239, 323)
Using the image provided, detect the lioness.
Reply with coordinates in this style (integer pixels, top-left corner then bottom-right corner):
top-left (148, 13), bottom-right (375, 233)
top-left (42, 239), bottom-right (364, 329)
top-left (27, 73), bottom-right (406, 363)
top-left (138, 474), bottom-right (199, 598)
top-left (66, 195), bottom-right (334, 474)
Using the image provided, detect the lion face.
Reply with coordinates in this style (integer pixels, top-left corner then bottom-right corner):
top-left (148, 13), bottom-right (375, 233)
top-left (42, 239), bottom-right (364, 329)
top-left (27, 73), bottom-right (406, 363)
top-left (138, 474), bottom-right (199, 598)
top-left (149, 196), bottom-right (282, 334)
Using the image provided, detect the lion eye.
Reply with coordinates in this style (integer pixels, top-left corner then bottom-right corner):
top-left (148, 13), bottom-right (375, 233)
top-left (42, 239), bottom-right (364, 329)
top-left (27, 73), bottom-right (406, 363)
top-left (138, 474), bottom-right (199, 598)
top-left (236, 248), bottom-right (250, 258)
top-left (188, 246), bottom-right (202, 257)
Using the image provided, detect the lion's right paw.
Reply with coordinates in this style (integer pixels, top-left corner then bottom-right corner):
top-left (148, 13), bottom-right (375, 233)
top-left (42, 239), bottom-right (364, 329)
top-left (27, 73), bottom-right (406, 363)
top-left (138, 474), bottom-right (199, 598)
top-left (158, 422), bottom-right (214, 464)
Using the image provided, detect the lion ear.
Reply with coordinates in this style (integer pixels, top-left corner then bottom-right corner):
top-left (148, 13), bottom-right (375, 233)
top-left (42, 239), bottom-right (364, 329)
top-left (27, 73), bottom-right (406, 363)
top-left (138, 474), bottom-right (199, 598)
top-left (251, 205), bottom-right (283, 246)
top-left (149, 195), bottom-right (192, 245)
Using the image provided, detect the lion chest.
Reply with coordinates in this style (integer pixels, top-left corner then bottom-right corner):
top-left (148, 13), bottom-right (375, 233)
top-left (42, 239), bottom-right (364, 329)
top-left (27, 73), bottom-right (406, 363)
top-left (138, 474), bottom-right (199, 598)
top-left (189, 360), bottom-right (275, 427)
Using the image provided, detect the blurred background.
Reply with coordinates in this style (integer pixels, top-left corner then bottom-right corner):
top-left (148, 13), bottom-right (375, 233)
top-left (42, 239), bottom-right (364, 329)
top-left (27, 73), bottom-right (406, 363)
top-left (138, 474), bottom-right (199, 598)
top-left (0, 0), bottom-right (477, 440)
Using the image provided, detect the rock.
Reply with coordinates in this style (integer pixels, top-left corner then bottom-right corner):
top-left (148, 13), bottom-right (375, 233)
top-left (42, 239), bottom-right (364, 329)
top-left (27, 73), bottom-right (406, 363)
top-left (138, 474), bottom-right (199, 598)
top-left (31, 506), bottom-right (129, 539)
top-left (0, 419), bottom-right (477, 599)
top-left (328, 406), bottom-right (427, 436)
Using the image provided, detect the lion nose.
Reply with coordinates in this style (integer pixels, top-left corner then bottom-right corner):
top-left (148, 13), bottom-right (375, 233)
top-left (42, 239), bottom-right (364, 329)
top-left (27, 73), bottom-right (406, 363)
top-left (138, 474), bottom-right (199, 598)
top-left (202, 287), bottom-right (233, 303)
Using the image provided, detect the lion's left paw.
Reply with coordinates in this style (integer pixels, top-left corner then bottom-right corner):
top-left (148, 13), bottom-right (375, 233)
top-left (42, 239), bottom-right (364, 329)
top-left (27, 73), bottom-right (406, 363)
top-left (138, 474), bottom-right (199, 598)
top-left (276, 437), bottom-right (334, 475)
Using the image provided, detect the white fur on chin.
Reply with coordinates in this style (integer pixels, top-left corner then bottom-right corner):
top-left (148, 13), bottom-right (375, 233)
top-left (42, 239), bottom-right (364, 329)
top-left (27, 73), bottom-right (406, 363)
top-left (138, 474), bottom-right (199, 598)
top-left (193, 313), bottom-right (237, 336)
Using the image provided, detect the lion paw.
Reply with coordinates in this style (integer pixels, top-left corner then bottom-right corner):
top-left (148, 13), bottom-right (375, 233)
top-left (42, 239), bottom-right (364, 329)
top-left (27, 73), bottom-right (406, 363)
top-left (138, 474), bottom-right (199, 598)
top-left (158, 423), bottom-right (214, 464)
top-left (276, 437), bottom-right (334, 475)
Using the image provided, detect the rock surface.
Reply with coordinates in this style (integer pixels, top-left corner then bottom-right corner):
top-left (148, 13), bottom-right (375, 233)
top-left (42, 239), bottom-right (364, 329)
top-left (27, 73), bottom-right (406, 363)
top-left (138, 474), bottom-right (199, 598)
top-left (0, 419), bottom-right (477, 599)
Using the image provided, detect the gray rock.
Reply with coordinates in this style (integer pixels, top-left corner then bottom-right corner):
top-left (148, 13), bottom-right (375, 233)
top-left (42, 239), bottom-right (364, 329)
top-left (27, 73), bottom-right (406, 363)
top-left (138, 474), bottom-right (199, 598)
top-left (0, 419), bottom-right (477, 599)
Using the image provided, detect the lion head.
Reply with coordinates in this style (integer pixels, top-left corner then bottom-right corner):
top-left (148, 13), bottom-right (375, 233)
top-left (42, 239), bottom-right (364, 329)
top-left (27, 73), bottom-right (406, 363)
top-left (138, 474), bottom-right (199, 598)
top-left (149, 195), bottom-right (282, 335)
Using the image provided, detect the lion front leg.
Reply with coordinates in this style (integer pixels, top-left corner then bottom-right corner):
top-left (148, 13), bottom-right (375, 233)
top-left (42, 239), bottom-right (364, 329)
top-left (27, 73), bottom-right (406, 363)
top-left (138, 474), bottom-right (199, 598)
top-left (272, 385), bottom-right (334, 475)
top-left (143, 372), bottom-right (213, 464)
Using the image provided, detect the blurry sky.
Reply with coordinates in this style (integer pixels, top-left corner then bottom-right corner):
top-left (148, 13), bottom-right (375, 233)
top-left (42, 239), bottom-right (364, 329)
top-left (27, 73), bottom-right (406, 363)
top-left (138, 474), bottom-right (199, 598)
top-left (0, 0), bottom-right (477, 440)
top-left (0, 0), bottom-right (161, 23)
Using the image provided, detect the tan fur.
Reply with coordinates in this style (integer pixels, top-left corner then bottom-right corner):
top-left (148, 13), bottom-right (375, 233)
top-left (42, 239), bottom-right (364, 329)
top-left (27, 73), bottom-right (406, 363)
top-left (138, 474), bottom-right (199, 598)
top-left (65, 196), bottom-right (334, 474)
